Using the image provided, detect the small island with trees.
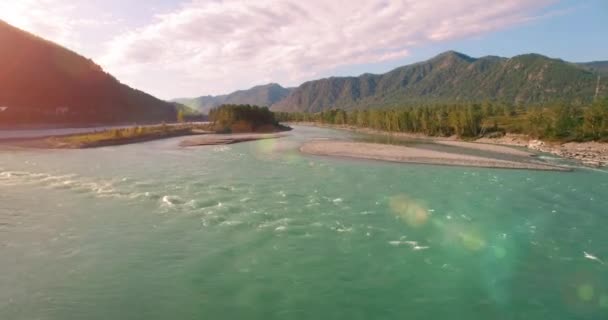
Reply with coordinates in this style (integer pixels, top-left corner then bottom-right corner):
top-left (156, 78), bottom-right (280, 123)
top-left (180, 104), bottom-right (291, 147)
top-left (208, 104), bottom-right (290, 133)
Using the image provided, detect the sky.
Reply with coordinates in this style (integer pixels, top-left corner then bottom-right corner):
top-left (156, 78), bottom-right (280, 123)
top-left (0, 0), bottom-right (606, 99)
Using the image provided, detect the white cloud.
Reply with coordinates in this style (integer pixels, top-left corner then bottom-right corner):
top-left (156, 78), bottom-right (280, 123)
top-left (0, 0), bottom-right (76, 46)
top-left (99, 0), bottom-right (553, 98)
top-left (1, 0), bottom-right (556, 98)
top-left (0, 0), bottom-right (119, 54)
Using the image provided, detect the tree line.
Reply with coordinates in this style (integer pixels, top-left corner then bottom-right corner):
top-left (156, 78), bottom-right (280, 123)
top-left (274, 98), bottom-right (608, 141)
top-left (209, 104), bottom-right (280, 132)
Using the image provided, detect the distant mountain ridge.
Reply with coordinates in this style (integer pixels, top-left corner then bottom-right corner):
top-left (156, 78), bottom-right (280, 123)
top-left (174, 83), bottom-right (292, 114)
top-left (0, 20), bottom-right (177, 126)
top-left (578, 61), bottom-right (608, 74)
top-left (270, 51), bottom-right (608, 112)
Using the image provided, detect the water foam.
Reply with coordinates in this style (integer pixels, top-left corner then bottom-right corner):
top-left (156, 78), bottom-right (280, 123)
top-left (213, 146), bottom-right (231, 152)
top-left (258, 218), bottom-right (291, 229)
top-left (161, 195), bottom-right (184, 207)
top-left (388, 240), bottom-right (429, 250)
top-left (219, 220), bottom-right (244, 227)
top-left (0, 169), bottom-right (155, 201)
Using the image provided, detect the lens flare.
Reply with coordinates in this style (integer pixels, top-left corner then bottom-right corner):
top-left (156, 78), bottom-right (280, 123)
top-left (255, 138), bottom-right (277, 154)
top-left (459, 231), bottom-right (486, 251)
top-left (599, 294), bottom-right (608, 308)
top-left (577, 284), bottom-right (594, 302)
top-left (493, 246), bottom-right (507, 258)
top-left (389, 195), bottom-right (429, 227)
top-left (431, 219), bottom-right (487, 252)
top-left (253, 138), bottom-right (302, 164)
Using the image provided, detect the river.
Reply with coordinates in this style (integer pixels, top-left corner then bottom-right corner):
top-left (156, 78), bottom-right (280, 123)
top-left (1, 125), bottom-right (607, 319)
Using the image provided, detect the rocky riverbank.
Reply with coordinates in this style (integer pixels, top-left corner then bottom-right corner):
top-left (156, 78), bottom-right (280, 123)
top-left (290, 123), bottom-right (608, 168)
top-left (476, 134), bottom-right (608, 167)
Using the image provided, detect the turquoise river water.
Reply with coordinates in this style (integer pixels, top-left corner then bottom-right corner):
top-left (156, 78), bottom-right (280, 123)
top-left (1, 126), bottom-right (607, 319)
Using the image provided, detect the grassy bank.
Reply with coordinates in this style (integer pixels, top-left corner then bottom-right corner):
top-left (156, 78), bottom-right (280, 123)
top-left (5, 117), bottom-right (291, 149)
top-left (41, 123), bottom-right (213, 148)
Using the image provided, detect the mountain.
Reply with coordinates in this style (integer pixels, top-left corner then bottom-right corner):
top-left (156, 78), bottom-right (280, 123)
top-left (175, 83), bottom-right (292, 114)
top-left (0, 20), bottom-right (176, 126)
top-left (272, 51), bottom-right (607, 112)
top-left (577, 61), bottom-right (608, 74)
top-left (173, 96), bottom-right (224, 115)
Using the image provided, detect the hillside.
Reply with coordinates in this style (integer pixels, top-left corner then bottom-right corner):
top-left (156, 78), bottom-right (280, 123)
top-left (578, 61), bottom-right (608, 74)
top-left (272, 51), bottom-right (607, 112)
top-left (175, 83), bottom-right (291, 114)
top-left (0, 20), bottom-right (176, 126)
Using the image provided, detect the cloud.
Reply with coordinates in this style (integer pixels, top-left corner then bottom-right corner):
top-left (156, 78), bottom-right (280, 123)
top-left (0, 0), bottom-right (75, 45)
top-left (100, 0), bottom-right (554, 98)
top-left (2, 0), bottom-right (556, 98)
top-left (0, 0), bottom-right (119, 53)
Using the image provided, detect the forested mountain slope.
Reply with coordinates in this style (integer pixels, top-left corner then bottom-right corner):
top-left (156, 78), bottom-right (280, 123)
top-left (0, 20), bottom-right (177, 126)
top-left (272, 51), bottom-right (607, 112)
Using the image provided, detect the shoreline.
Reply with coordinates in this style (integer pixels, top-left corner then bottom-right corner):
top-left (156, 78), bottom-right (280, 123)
top-left (300, 140), bottom-right (571, 171)
top-left (475, 134), bottom-right (608, 167)
top-left (290, 122), bottom-right (607, 167)
top-left (0, 121), bottom-right (201, 131)
top-left (1, 128), bottom-right (199, 149)
top-left (180, 133), bottom-right (288, 147)
top-left (0, 124), bottom-right (290, 149)
top-left (0, 121), bottom-right (211, 139)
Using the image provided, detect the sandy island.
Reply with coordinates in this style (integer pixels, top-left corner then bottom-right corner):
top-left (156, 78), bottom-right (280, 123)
top-left (292, 123), bottom-right (607, 167)
top-left (0, 129), bottom-right (288, 149)
top-left (433, 140), bottom-right (535, 157)
top-left (180, 133), bottom-right (287, 147)
top-left (300, 140), bottom-right (571, 171)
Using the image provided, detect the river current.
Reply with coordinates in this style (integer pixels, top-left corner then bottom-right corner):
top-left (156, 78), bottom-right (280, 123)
top-left (1, 126), bottom-right (607, 319)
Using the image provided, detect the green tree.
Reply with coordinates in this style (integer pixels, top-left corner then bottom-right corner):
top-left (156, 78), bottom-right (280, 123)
top-left (552, 104), bottom-right (582, 139)
top-left (334, 109), bottom-right (346, 125)
top-left (527, 108), bottom-right (552, 138)
top-left (583, 97), bottom-right (608, 139)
